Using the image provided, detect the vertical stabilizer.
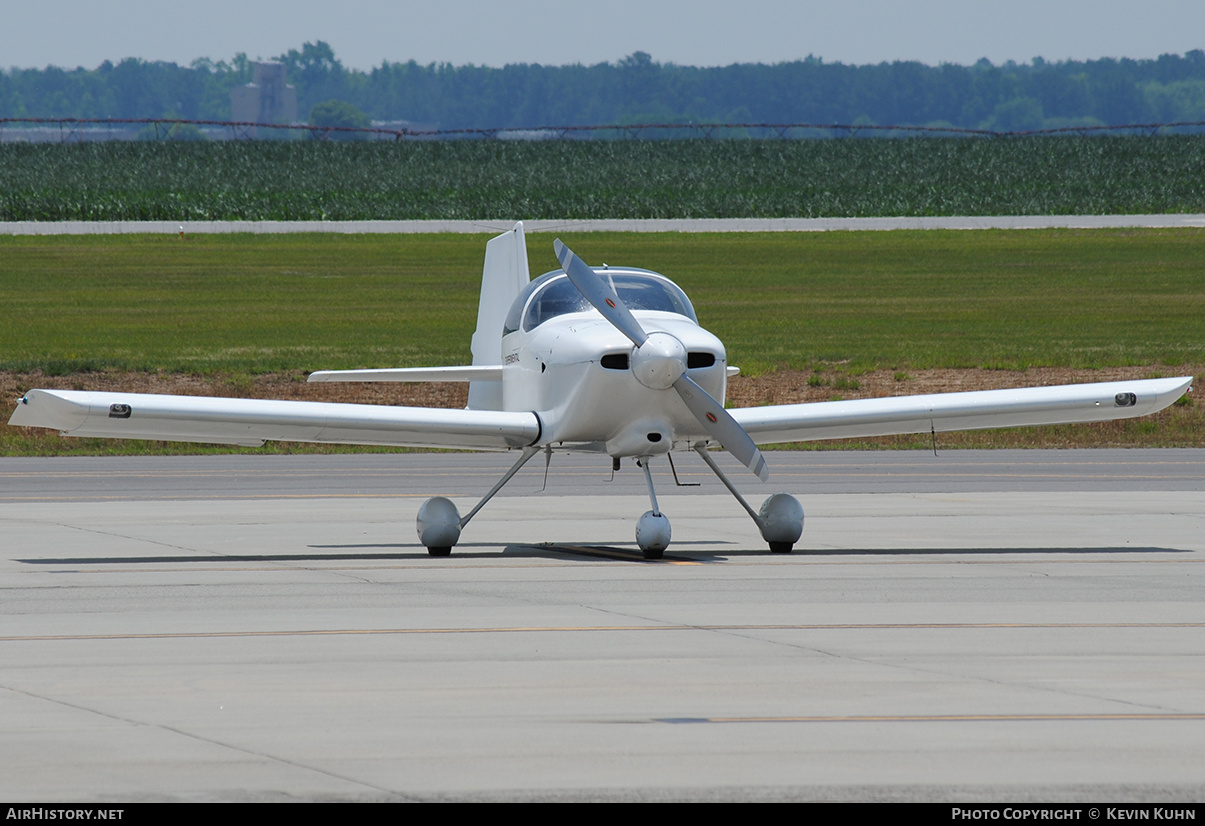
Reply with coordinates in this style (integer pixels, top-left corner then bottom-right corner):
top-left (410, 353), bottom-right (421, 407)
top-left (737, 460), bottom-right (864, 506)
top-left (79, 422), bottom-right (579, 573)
top-left (468, 222), bottom-right (529, 410)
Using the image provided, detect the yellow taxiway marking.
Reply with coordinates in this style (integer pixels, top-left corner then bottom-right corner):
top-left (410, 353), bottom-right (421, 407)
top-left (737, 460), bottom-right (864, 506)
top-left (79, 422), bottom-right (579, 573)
top-left (4, 621), bottom-right (1203, 643)
top-left (657, 713), bottom-right (1205, 724)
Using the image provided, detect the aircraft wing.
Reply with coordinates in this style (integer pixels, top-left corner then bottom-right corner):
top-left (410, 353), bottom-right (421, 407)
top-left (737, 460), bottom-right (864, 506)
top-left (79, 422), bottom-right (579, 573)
top-left (307, 366), bottom-right (502, 383)
top-left (9, 390), bottom-right (540, 451)
top-left (730, 377), bottom-right (1192, 444)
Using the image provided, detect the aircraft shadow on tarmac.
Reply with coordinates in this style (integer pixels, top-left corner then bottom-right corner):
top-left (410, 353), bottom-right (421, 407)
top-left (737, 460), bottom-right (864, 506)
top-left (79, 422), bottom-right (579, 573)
top-left (17, 544), bottom-right (1186, 566)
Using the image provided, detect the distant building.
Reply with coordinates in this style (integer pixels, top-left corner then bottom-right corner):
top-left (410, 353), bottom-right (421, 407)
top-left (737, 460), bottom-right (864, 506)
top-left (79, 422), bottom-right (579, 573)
top-left (230, 62), bottom-right (298, 136)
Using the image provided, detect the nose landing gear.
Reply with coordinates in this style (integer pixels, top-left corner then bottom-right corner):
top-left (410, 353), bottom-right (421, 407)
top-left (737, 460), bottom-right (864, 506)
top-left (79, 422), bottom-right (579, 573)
top-left (635, 457), bottom-right (671, 559)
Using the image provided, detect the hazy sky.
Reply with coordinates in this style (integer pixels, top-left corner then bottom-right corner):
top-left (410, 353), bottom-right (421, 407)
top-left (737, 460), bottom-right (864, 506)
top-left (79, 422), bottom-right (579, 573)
top-left (4, 0), bottom-right (1203, 71)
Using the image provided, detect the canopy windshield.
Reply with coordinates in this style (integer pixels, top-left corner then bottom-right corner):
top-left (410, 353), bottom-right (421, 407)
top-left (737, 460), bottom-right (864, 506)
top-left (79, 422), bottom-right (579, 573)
top-left (514, 271), bottom-right (698, 333)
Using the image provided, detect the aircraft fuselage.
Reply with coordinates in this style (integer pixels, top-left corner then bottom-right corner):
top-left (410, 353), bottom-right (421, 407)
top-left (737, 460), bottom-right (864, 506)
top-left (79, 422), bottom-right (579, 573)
top-left (502, 311), bottom-right (728, 456)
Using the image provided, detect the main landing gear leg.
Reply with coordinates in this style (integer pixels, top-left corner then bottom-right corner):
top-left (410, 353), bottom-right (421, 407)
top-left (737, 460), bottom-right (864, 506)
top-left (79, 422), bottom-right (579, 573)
top-left (635, 457), bottom-right (671, 560)
top-left (416, 446), bottom-right (541, 557)
top-left (693, 445), bottom-right (804, 553)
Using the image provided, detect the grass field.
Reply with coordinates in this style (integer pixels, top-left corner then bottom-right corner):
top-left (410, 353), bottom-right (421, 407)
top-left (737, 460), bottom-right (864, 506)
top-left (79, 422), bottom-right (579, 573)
top-left (3, 136), bottom-right (1205, 221)
top-left (1, 229), bottom-right (1201, 454)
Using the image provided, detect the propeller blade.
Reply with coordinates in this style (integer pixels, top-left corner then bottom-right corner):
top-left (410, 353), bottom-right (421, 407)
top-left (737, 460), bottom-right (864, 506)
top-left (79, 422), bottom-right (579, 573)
top-left (554, 239), bottom-right (648, 347)
top-left (673, 375), bottom-right (769, 482)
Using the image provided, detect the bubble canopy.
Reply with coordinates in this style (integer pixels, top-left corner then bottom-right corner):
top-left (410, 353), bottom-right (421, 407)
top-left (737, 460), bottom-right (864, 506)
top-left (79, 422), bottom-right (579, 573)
top-left (502, 268), bottom-right (698, 336)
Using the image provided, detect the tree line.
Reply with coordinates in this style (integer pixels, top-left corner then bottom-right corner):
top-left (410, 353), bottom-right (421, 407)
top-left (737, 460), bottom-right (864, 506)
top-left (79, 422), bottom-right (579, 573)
top-left (4, 41), bottom-right (1205, 133)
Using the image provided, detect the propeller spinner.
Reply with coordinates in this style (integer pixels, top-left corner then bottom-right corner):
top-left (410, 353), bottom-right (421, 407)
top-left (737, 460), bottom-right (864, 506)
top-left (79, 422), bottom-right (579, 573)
top-left (553, 239), bottom-right (769, 482)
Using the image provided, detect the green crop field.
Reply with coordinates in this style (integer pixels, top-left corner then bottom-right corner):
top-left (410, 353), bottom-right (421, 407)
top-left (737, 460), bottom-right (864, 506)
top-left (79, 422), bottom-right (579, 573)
top-left (3, 136), bottom-right (1205, 221)
top-left (2, 229), bottom-right (1201, 454)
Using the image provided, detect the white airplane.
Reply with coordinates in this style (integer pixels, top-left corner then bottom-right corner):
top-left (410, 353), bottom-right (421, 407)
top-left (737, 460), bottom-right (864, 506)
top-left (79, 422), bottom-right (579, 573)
top-left (9, 223), bottom-right (1192, 559)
